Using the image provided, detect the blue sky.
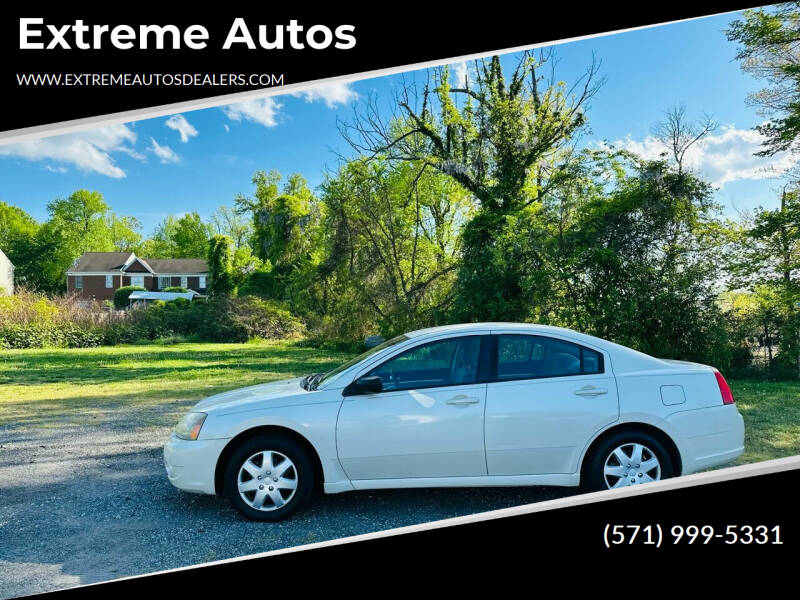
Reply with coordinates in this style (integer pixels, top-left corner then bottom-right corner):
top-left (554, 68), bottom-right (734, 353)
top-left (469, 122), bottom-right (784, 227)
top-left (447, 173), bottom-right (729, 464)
top-left (0, 10), bottom-right (792, 234)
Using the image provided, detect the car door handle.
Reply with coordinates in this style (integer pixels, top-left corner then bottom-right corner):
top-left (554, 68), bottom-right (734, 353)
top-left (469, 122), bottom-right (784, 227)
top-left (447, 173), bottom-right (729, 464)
top-left (446, 395), bottom-right (480, 405)
top-left (574, 385), bottom-right (608, 397)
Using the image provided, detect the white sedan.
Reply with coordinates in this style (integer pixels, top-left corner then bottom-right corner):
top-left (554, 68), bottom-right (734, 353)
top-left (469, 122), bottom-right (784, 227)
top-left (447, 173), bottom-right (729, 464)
top-left (164, 323), bottom-right (745, 520)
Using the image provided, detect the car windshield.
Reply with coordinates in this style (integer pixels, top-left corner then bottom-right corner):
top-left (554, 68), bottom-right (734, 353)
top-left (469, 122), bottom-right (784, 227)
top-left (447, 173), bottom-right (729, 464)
top-left (313, 335), bottom-right (409, 390)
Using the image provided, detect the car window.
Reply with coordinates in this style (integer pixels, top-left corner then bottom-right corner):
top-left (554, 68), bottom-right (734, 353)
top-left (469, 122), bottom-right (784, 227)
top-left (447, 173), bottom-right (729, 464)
top-left (496, 335), bottom-right (603, 380)
top-left (367, 336), bottom-right (482, 392)
top-left (316, 334), bottom-right (409, 389)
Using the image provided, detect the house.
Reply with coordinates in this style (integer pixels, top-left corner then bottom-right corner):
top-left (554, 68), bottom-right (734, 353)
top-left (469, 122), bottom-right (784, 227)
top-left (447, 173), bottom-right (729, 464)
top-left (0, 248), bottom-right (14, 295)
top-left (66, 252), bottom-right (208, 301)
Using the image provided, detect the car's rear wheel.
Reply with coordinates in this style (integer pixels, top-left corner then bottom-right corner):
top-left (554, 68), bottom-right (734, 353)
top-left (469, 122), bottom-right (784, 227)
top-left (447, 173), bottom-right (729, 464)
top-left (584, 431), bottom-right (674, 491)
top-left (223, 434), bottom-right (314, 521)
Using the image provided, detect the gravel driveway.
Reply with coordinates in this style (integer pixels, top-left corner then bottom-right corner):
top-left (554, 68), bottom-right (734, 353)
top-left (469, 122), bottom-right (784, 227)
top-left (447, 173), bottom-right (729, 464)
top-left (0, 414), bottom-right (576, 599)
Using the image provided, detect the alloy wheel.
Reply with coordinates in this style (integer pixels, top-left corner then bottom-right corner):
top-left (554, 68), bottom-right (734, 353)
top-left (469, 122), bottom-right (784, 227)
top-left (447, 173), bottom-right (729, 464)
top-left (603, 443), bottom-right (661, 489)
top-left (237, 450), bottom-right (298, 511)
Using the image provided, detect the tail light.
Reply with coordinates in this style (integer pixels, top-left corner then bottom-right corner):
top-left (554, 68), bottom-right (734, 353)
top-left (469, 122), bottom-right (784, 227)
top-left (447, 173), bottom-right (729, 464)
top-left (714, 370), bottom-right (735, 405)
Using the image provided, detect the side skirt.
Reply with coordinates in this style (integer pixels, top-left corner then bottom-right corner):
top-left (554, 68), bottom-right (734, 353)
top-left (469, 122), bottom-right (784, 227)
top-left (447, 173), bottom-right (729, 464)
top-left (334, 473), bottom-right (581, 492)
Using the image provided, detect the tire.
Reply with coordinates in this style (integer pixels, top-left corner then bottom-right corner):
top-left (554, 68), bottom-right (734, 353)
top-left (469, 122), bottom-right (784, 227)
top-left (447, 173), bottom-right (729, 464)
top-left (583, 430), bottom-right (674, 492)
top-left (223, 434), bottom-right (315, 521)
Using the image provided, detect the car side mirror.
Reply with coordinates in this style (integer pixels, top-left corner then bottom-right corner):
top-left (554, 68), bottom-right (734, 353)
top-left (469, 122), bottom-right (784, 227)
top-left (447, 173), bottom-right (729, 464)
top-left (344, 375), bottom-right (383, 396)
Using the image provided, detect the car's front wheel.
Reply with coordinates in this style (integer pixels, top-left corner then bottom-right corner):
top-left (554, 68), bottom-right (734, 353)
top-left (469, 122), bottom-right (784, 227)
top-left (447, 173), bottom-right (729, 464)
top-left (223, 434), bottom-right (314, 521)
top-left (584, 431), bottom-right (674, 491)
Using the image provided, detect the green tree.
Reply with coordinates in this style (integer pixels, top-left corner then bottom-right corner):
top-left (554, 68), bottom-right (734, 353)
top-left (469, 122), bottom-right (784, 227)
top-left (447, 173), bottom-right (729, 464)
top-left (46, 189), bottom-right (113, 250)
top-left (141, 212), bottom-right (211, 258)
top-left (0, 201), bottom-right (40, 288)
top-left (230, 245), bottom-right (263, 289)
top-left (320, 158), bottom-right (474, 338)
top-left (210, 205), bottom-right (252, 248)
top-left (726, 3), bottom-right (800, 155)
top-left (35, 190), bottom-right (132, 292)
top-left (558, 157), bottom-right (729, 365)
top-left (234, 171), bottom-right (325, 313)
top-left (207, 234), bottom-right (236, 296)
top-left (720, 288), bottom-right (783, 370)
top-left (140, 216), bottom-right (178, 257)
top-left (141, 212), bottom-right (212, 258)
top-left (747, 187), bottom-right (800, 286)
top-left (235, 170), bottom-right (319, 268)
top-left (341, 52), bottom-right (603, 320)
top-left (107, 215), bottom-right (142, 252)
top-left (172, 212), bottom-right (211, 258)
top-left (735, 187), bottom-right (800, 372)
top-left (0, 201), bottom-right (39, 248)
top-left (463, 145), bottom-right (734, 367)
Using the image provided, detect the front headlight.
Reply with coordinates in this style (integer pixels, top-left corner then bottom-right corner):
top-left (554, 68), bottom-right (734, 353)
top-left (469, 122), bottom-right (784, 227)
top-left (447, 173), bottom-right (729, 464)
top-left (174, 412), bottom-right (207, 440)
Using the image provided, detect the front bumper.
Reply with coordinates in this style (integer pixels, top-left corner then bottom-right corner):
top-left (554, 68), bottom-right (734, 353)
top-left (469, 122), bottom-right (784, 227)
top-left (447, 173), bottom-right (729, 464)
top-left (163, 434), bottom-right (229, 495)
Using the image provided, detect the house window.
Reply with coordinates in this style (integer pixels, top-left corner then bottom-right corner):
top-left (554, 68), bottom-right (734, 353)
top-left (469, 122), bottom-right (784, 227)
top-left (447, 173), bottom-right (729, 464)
top-left (105, 275), bottom-right (113, 288)
top-left (199, 276), bottom-right (206, 289)
top-left (130, 275), bottom-right (145, 288)
top-left (180, 276), bottom-right (188, 288)
top-left (158, 276), bottom-right (171, 289)
top-left (74, 276), bottom-right (83, 289)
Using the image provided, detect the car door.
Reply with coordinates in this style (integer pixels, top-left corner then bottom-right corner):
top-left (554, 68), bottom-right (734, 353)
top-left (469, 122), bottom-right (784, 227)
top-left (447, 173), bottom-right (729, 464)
top-left (336, 335), bottom-right (488, 481)
top-left (484, 333), bottom-right (619, 476)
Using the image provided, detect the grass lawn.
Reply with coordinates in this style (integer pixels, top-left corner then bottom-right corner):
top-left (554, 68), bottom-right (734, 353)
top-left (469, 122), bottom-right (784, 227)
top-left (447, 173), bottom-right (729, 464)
top-left (0, 340), bottom-right (353, 430)
top-left (731, 380), bottom-right (800, 465)
top-left (0, 342), bottom-right (798, 465)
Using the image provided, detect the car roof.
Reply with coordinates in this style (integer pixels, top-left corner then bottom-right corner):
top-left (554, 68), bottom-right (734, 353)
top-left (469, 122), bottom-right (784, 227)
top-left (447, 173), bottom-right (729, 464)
top-left (404, 322), bottom-right (674, 374)
top-left (406, 322), bottom-right (589, 339)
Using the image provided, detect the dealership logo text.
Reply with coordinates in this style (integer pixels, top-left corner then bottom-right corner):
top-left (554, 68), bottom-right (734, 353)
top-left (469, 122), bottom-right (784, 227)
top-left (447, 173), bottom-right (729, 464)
top-left (19, 18), bottom-right (356, 50)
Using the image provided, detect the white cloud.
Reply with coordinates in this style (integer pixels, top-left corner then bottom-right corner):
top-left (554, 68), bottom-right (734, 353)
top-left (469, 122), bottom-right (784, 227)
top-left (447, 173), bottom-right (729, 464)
top-left (150, 137), bottom-right (180, 164)
top-left (165, 114), bottom-right (198, 143)
top-left (220, 83), bottom-right (356, 129)
top-left (610, 125), bottom-right (800, 187)
top-left (0, 124), bottom-right (139, 178)
top-left (451, 61), bottom-right (470, 87)
top-left (291, 82), bottom-right (358, 108)
top-left (223, 124), bottom-right (230, 133)
top-left (222, 97), bottom-right (282, 128)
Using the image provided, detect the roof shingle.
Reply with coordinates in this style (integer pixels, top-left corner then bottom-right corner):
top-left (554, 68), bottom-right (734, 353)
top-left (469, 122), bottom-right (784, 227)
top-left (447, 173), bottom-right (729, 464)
top-left (68, 252), bottom-right (131, 272)
top-left (68, 253), bottom-right (208, 274)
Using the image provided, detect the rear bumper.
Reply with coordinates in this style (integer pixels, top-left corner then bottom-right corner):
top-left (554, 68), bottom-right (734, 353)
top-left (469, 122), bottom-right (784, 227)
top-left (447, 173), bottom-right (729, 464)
top-left (663, 404), bottom-right (745, 475)
top-left (163, 434), bottom-right (228, 495)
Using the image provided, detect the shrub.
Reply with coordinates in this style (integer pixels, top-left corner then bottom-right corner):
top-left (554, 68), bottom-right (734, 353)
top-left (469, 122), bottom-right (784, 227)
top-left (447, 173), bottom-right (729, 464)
top-left (59, 324), bottom-right (105, 348)
top-left (0, 322), bottom-right (105, 349)
top-left (0, 289), bottom-right (60, 324)
top-left (0, 324), bottom-right (55, 349)
top-left (114, 286), bottom-right (146, 309)
top-left (223, 296), bottom-right (304, 341)
top-left (163, 287), bottom-right (188, 293)
top-left (238, 270), bottom-right (280, 299)
top-left (123, 295), bottom-right (303, 343)
top-left (0, 287), bottom-right (305, 348)
top-left (0, 288), bottom-right (128, 349)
